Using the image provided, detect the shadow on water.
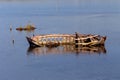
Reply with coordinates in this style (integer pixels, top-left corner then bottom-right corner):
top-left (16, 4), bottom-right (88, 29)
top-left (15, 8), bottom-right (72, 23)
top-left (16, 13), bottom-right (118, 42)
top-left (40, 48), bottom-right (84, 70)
top-left (27, 45), bottom-right (106, 56)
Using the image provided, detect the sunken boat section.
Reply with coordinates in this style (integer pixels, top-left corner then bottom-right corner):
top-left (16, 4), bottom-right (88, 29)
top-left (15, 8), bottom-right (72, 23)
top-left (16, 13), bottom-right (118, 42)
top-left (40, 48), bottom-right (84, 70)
top-left (26, 32), bottom-right (106, 48)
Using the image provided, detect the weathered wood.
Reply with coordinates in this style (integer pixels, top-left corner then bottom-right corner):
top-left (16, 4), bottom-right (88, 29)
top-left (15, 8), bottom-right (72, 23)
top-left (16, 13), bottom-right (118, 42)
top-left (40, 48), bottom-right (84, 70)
top-left (26, 32), bottom-right (106, 47)
top-left (32, 34), bottom-right (75, 45)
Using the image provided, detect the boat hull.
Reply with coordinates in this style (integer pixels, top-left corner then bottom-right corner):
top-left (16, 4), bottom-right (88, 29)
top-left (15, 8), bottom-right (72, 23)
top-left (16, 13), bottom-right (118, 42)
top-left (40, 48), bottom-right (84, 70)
top-left (26, 33), bottom-right (106, 47)
top-left (26, 37), bottom-right (41, 47)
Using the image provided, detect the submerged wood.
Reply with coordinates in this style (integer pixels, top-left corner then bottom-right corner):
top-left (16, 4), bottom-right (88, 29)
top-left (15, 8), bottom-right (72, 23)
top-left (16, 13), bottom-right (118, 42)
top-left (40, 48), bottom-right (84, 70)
top-left (45, 41), bottom-right (60, 48)
top-left (26, 32), bottom-right (106, 47)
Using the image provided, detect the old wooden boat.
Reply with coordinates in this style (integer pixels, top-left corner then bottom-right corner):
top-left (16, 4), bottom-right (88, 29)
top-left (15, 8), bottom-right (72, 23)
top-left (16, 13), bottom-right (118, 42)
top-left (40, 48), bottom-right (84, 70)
top-left (26, 32), bottom-right (106, 47)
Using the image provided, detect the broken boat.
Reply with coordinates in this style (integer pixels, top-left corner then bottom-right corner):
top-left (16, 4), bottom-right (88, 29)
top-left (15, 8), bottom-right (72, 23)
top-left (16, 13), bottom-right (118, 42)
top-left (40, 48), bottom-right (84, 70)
top-left (26, 32), bottom-right (106, 47)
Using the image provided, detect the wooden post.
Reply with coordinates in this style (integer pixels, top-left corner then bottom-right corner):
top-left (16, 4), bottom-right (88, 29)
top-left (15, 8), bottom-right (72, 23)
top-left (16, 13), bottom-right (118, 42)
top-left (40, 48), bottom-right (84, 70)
top-left (75, 32), bottom-right (79, 48)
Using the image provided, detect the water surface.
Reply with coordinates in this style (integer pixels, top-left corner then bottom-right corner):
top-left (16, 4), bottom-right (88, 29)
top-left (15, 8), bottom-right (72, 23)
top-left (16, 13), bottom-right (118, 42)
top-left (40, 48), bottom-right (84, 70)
top-left (0, 1), bottom-right (120, 80)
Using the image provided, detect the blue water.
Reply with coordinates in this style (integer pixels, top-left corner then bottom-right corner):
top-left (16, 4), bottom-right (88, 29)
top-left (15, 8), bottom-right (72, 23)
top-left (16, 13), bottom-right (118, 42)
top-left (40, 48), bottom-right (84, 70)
top-left (0, 1), bottom-right (120, 80)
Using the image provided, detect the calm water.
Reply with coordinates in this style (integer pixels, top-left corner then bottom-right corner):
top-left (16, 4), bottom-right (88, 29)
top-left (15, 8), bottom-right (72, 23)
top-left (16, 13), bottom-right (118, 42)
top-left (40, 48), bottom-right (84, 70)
top-left (0, 1), bottom-right (120, 80)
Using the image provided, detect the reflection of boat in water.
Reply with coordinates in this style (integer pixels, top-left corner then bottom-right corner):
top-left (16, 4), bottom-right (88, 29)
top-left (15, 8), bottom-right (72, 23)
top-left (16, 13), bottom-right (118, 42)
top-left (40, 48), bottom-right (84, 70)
top-left (27, 45), bottom-right (106, 56)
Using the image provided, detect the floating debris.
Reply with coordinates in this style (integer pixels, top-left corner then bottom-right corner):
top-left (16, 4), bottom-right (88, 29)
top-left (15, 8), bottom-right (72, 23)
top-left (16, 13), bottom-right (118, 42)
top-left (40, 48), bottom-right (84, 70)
top-left (12, 39), bottom-right (14, 45)
top-left (16, 24), bottom-right (36, 31)
top-left (10, 25), bottom-right (12, 31)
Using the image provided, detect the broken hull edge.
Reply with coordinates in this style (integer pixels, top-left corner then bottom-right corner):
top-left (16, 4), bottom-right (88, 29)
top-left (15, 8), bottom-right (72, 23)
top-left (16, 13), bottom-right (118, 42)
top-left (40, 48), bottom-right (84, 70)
top-left (26, 37), bottom-right (41, 47)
